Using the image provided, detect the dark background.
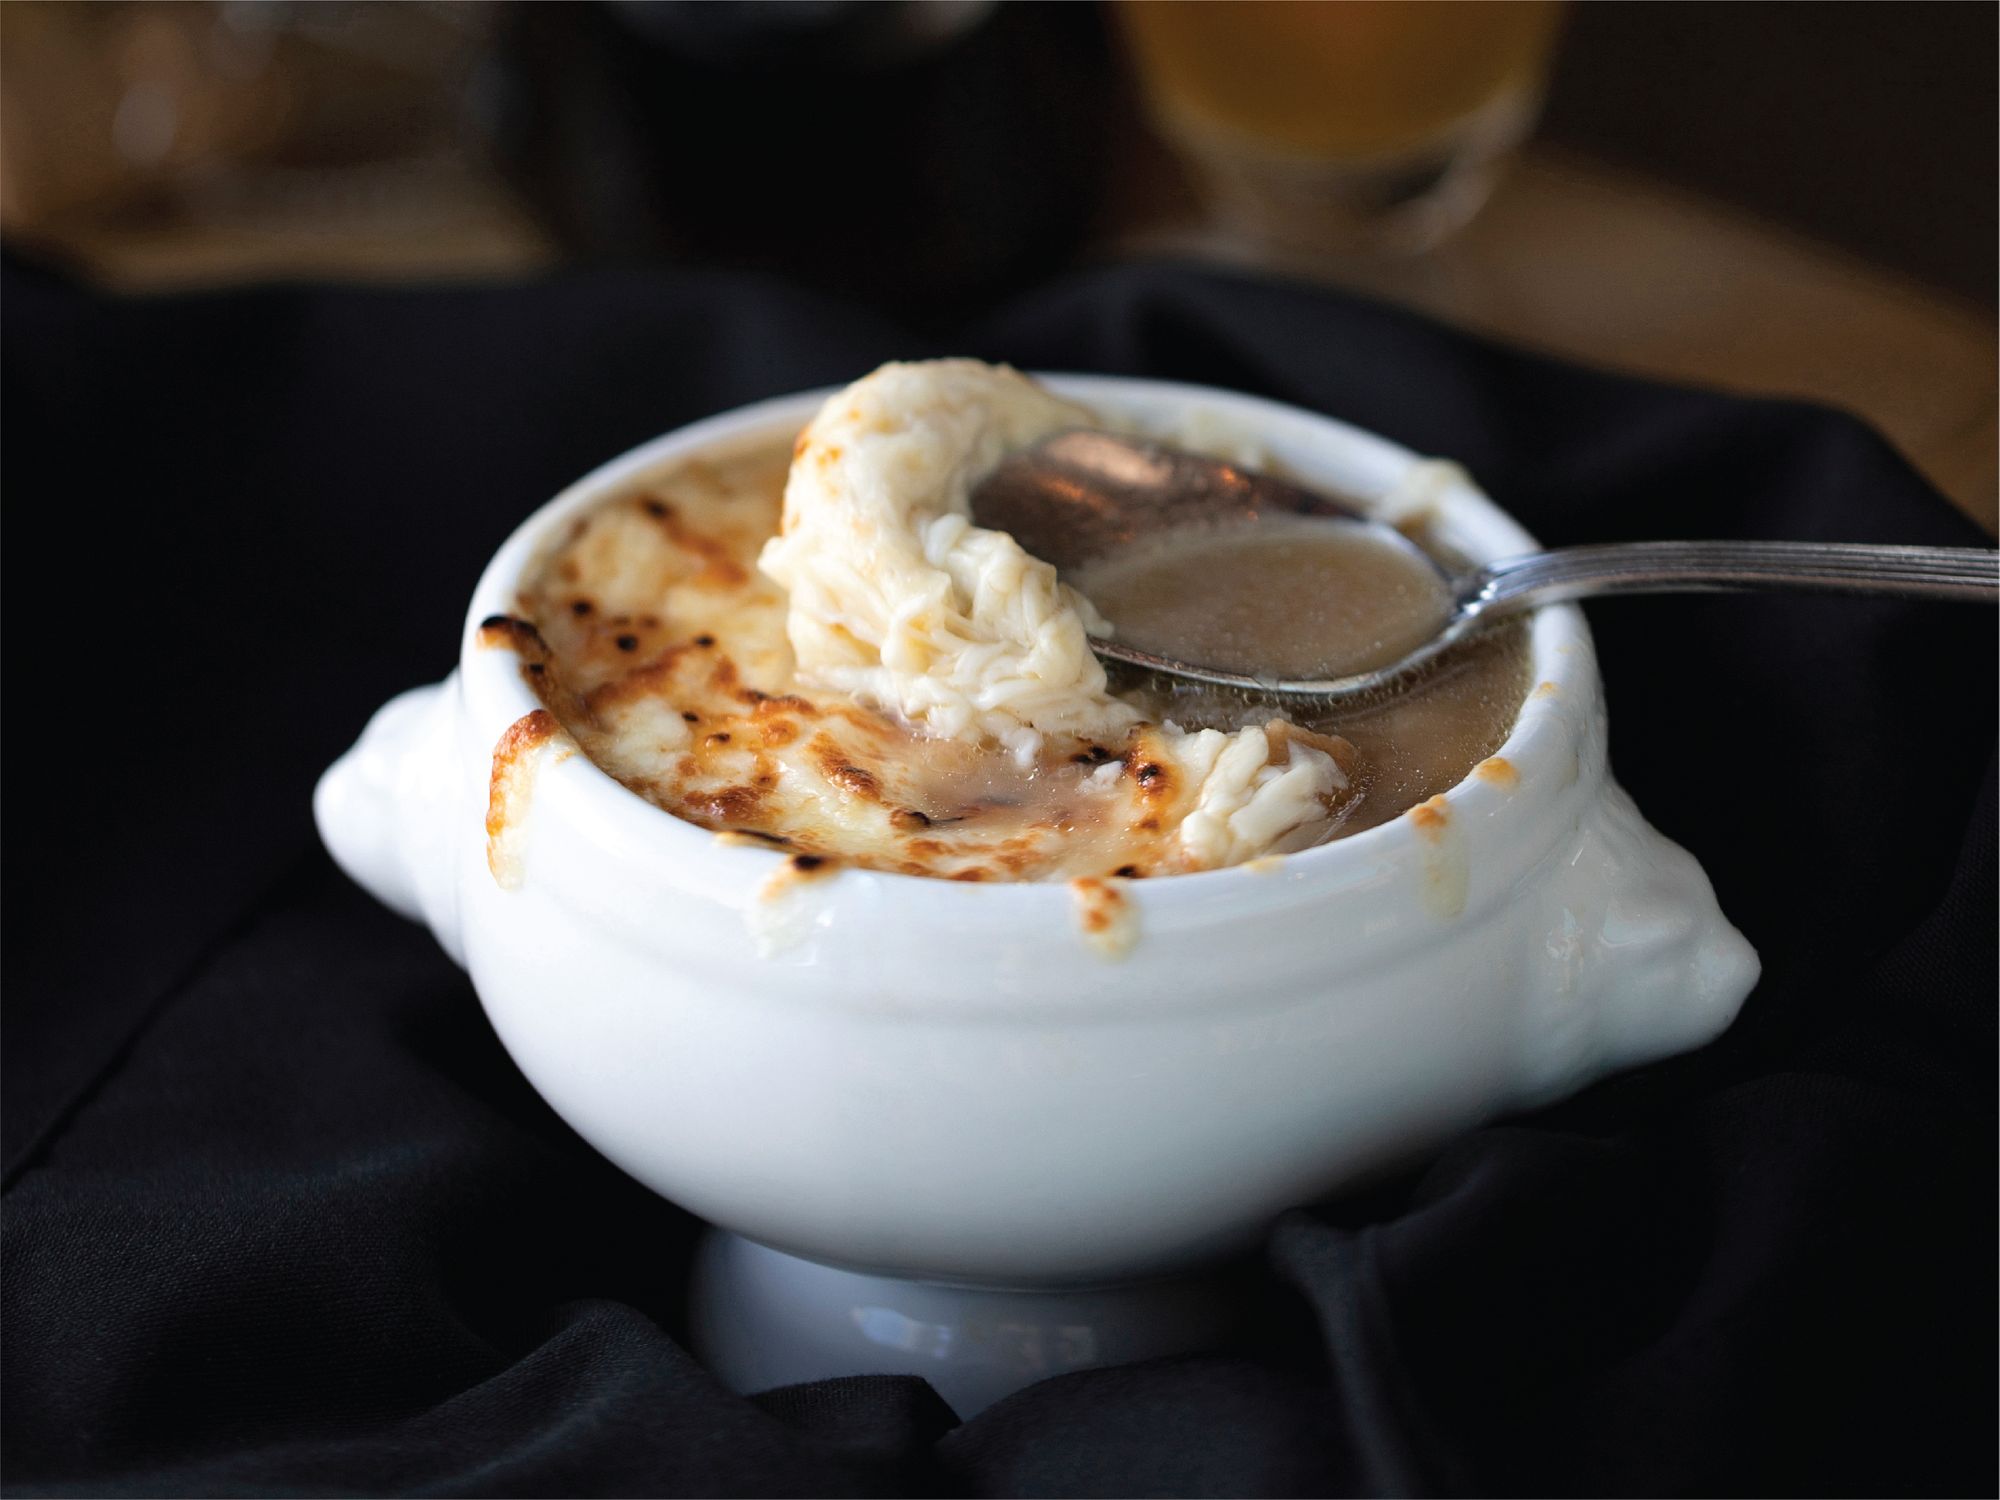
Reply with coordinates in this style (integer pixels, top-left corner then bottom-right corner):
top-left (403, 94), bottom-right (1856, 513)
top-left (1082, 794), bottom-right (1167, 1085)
top-left (483, 1), bottom-right (1999, 313)
top-left (1540, 1), bottom-right (1996, 308)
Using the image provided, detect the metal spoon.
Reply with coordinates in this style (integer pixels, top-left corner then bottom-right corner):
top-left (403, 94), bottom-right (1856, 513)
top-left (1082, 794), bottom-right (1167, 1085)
top-left (971, 430), bottom-right (2000, 700)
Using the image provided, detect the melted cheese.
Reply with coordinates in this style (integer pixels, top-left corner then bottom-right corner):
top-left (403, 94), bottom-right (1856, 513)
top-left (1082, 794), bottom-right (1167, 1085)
top-left (508, 394), bottom-right (1360, 882)
top-left (754, 362), bottom-right (1354, 869)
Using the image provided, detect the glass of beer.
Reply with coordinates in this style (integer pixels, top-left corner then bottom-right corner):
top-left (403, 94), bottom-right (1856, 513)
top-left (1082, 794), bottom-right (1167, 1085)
top-left (1116, 0), bottom-right (1567, 254)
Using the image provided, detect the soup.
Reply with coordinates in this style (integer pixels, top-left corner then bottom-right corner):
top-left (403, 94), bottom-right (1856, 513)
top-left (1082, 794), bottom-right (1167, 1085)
top-left (495, 423), bottom-right (1526, 881)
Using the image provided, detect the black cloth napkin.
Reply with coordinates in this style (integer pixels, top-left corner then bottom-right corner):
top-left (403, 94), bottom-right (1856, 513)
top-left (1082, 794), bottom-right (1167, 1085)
top-left (3, 255), bottom-right (1993, 1498)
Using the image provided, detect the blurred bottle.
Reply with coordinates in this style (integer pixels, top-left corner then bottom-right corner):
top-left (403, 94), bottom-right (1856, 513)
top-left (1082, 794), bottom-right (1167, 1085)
top-left (483, 1), bottom-right (1114, 318)
top-left (1116, 0), bottom-right (1566, 255)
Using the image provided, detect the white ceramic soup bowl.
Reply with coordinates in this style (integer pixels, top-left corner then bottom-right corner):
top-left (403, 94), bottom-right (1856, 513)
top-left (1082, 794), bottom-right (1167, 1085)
top-left (316, 377), bottom-right (1755, 1404)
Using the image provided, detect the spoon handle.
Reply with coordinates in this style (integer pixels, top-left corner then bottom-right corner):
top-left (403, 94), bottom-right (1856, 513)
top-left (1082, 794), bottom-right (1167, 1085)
top-left (1473, 541), bottom-right (2000, 615)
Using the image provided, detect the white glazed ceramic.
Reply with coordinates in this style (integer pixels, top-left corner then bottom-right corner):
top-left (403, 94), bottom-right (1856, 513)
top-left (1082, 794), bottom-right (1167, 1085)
top-left (316, 377), bottom-right (1757, 1409)
top-left (685, 1232), bottom-right (1250, 1417)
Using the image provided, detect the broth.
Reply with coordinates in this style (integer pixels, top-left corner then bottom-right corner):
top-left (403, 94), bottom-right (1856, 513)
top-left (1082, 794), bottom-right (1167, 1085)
top-left (1073, 515), bottom-right (1454, 680)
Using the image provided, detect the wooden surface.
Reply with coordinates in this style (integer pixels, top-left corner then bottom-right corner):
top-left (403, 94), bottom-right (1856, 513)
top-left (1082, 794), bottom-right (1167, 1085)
top-left (8, 156), bottom-right (558, 292)
top-left (1112, 145), bottom-right (1998, 531)
top-left (25, 143), bottom-right (1995, 532)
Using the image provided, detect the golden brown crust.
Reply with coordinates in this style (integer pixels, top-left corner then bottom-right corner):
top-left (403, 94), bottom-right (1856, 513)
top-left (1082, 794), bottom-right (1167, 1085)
top-left (487, 711), bottom-right (559, 832)
top-left (486, 709), bottom-right (564, 886)
top-left (1408, 794), bottom-right (1451, 840)
top-left (478, 615), bottom-right (551, 658)
top-left (1069, 875), bottom-right (1137, 956)
top-left (1264, 719), bottom-right (1358, 775)
top-left (809, 735), bottom-right (887, 804)
top-left (640, 494), bottom-right (750, 588)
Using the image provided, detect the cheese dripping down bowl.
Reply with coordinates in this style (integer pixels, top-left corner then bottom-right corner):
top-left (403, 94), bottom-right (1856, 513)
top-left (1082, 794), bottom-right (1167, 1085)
top-left (315, 369), bottom-right (1756, 1353)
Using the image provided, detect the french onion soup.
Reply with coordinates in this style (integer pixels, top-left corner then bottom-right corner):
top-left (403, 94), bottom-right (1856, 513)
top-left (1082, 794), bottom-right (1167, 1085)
top-left (490, 361), bottom-right (1528, 885)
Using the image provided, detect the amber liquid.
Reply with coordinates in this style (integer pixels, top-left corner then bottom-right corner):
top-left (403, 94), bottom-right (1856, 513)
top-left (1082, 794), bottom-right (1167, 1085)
top-left (1074, 516), bottom-right (1453, 681)
top-left (1118, 0), bottom-right (1566, 159)
top-left (1088, 513), bottom-right (1530, 840)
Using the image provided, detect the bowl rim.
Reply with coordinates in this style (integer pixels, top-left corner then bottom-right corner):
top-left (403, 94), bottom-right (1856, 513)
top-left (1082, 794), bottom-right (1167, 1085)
top-left (457, 373), bottom-right (1596, 926)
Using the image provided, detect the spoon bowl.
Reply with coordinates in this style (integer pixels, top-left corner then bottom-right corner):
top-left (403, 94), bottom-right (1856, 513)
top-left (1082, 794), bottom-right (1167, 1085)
top-left (973, 432), bottom-right (2000, 701)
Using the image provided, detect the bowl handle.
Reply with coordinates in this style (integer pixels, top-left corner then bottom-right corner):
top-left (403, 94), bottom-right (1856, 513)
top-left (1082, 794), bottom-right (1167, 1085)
top-left (1513, 782), bottom-right (1759, 1103)
top-left (313, 675), bottom-right (469, 967)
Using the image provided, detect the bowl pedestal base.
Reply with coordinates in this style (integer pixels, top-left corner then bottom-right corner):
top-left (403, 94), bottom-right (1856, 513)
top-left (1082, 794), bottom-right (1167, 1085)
top-left (687, 1230), bottom-right (1243, 1418)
